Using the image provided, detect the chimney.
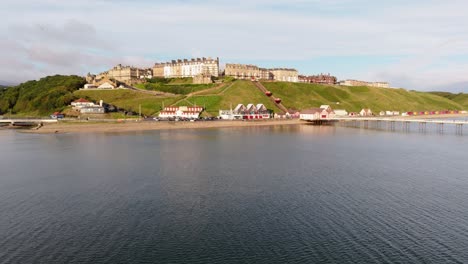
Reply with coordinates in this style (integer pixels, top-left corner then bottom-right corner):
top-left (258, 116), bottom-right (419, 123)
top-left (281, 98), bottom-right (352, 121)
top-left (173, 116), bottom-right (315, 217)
top-left (99, 100), bottom-right (103, 107)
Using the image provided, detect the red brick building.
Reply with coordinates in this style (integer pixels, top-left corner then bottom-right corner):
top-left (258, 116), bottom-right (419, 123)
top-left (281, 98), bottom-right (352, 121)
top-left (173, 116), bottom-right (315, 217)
top-left (298, 74), bottom-right (337, 85)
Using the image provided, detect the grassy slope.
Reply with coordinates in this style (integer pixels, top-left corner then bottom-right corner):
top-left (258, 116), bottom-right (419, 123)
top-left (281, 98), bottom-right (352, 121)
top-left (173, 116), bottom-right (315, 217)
top-left (429, 92), bottom-right (468, 109)
top-left (134, 77), bottom-right (216, 95)
top-left (74, 89), bottom-right (183, 116)
top-left (262, 82), bottom-right (464, 112)
top-left (450, 94), bottom-right (468, 108)
top-left (0, 75), bottom-right (86, 116)
top-left (74, 80), bottom-right (466, 118)
top-left (180, 80), bottom-right (283, 115)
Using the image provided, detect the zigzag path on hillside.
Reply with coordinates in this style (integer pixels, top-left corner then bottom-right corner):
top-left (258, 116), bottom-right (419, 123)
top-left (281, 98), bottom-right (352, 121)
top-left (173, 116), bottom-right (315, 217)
top-left (252, 81), bottom-right (289, 113)
top-left (123, 84), bottom-right (177, 97)
top-left (171, 82), bottom-right (230, 107)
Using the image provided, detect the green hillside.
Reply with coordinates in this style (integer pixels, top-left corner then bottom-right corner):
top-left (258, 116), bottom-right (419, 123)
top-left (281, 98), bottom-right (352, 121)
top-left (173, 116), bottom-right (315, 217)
top-left (134, 78), bottom-right (216, 95)
top-left (450, 94), bottom-right (468, 108)
top-left (178, 80), bottom-right (283, 115)
top-left (262, 82), bottom-right (464, 112)
top-left (0, 75), bottom-right (85, 116)
top-left (74, 89), bottom-right (183, 116)
top-left (4, 75), bottom-right (466, 117)
top-left (429, 92), bottom-right (468, 109)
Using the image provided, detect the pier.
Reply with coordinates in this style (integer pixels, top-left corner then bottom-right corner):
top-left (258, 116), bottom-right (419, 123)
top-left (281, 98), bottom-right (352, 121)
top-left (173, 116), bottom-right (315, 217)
top-left (302, 117), bottom-right (467, 135)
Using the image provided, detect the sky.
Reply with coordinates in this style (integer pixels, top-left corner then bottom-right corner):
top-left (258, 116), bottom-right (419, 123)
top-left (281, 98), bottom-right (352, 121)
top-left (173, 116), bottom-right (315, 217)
top-left (1, 0), bottom-right (468, 92)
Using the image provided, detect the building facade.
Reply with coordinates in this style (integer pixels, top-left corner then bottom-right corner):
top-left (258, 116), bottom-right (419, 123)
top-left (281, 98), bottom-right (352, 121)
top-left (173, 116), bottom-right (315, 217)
top-left (71, 99), bottom-right (105, 114)
top-left (224, 63), bottom-right (298, 82)
top-left (300, 106), bottom-right (335, 120)
top-left (298, 74), bottom-right (337, 85)
top-left (158, 106), bottom-right (204, 119)
top-left (219, 103), bottom-right (270, 120)
top-left (93, 65), bottom-right (152, 85)
top-left (153, 57), bottom-right (219, 78)
top-left (224, 64), bottom-right (271, 80)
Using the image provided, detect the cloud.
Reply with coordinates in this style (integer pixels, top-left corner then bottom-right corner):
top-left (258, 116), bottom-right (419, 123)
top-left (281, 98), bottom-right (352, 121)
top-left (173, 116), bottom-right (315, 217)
top-left (0, 0), bottom-right (467, 91)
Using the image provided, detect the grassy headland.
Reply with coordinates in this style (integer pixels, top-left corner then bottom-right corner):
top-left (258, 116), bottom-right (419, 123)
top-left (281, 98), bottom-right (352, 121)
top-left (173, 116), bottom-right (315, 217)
top-left (134, 77), bottom-right (217, 95)
top-left (262, 82), bottom-right (463, 112)
top-left (0, 75), bottom-right (85, 116)
top-left (2, 75), bottom-right (466, 118)
top-left (74, 89), bottom-right (183, 116)
top-left (429, 92), bottom-right (468, 109)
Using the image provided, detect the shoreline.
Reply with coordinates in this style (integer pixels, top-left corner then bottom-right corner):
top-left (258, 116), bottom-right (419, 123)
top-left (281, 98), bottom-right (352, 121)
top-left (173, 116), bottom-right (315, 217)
top-left (15, 113), bottom-right (468, 134)
top-left (21, 119), bottom-right (304, 134)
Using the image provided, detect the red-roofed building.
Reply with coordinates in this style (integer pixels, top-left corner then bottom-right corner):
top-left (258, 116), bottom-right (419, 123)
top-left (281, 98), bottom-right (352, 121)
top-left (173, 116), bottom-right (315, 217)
top-left (71, 98), bottom-right (95, 108)
top-left (158, 106), bottom-right (203, 119)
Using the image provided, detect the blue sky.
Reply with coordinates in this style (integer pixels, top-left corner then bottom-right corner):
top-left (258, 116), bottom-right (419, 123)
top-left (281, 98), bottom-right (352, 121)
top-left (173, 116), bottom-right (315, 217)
top-left (1, 0), bottom-right (468, 91)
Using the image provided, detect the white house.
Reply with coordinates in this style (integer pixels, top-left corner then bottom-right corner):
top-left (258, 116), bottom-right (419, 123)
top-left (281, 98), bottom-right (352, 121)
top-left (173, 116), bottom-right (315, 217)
top-left (71, 98), bottom-right (105, 114)
top-left (379, 111), bottom-right (386, 116)
top-left (300, 108), bottom-right (322, 120)
top-left (360, 108), bottom-right (373, 116)
top-left (71, 98), bottom-right (96, 109)
top-left (300, 108), bottom-right (335, 120)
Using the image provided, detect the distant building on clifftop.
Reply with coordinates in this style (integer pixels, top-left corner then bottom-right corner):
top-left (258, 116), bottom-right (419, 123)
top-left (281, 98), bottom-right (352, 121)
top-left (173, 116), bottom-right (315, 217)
top-left (339, 79), bottom-right (390, 88)
top-left (153, 57), bottom-right (220, 79)
top-left (224, 63), bottom-right (298, 82)
top-left (90, 65), bottom-right (152, 86)
top-left (298, 74), bottom-right (337, 85)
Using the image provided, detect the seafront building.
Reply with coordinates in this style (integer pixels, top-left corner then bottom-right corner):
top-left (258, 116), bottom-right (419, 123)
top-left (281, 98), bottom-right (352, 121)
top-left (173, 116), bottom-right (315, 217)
top-left (219, 104), bottom-right (271, 120)
top-left (71, 98), bottom-right (105, 114)
top-left (153, 57), bottom-right (220, 79)
top-left (300, 105), bottom-right (335, 120)
top-left (225, 63), bottom-right (298, 82)
top-left (158, 106), bottom-right (204, 119)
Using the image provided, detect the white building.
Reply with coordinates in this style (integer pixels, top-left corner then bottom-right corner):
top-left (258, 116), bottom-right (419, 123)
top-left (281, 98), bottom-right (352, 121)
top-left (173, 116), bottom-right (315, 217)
top-left (300, 106), bottom-right (335, 120)
top-left (154, 57), bottom-right (219, 78)
top-left (218, 103), bottom-right (270, 120)
top-left (158, 106), bottom-right (203, 119)
top-left (71, 98), bottom-right (96, 108)
top-left (71, 98), bottom-right (105, 114)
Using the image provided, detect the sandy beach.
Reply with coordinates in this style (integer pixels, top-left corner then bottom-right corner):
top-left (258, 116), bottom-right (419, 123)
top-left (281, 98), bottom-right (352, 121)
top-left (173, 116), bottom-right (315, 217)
top-left (14, 113), bottom-right (468, 134)
top-left (21, 119), bottom-right (303, 134)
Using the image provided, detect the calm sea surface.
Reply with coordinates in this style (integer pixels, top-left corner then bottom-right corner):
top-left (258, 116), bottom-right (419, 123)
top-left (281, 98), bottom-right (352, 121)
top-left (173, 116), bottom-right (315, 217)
top-left (0, 125), bottom-right (467, 264)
